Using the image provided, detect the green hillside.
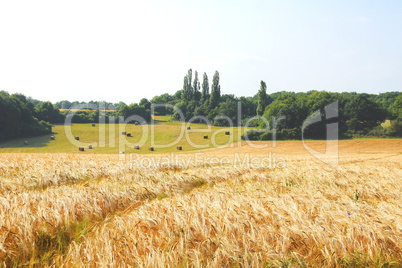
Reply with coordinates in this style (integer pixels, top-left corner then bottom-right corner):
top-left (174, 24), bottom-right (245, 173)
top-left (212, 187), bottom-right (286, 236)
top-left (0, 121), bottom-right (246, 154)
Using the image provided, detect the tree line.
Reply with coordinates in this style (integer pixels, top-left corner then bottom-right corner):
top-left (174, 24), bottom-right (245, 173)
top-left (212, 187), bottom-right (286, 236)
top-left (0, 92), bottom-right (153, 142)
top-left (0, 69), bottom-right (401, 142)
top-left (150, 69), bottom-right (402, 139)
top-left (249, 89), bottom-right (402, 140)
top-left (0, 91), bottom-right (52, 141)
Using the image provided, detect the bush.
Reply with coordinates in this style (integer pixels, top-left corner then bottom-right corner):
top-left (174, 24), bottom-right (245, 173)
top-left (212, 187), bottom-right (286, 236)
top-left (278, 128), bottom-right (300, 140)
top-left (242, 130), bottom-right (262, 141)
top-left (242, 128), bottom-right (301, 141)
top-left (241, 119), bottom-right (260, 127)
top-left (390, 121), bottom-right (402, 137)
top-left (367, 126), bottom-right (392, 138)
top-left (259, 131), bottom-right (273, 141)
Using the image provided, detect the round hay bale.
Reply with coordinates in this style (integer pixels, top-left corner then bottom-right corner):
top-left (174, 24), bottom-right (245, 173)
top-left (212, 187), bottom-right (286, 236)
top-left (127, 133), bottom-right (132, 137)
top-left (88, 145), bottom-right (93, 149)
top-left (135, 122), bottom-right (139, 125)
top-left (203, 135), bottom-right (208, 139)
top-left (225, 131), bottom-right (230, 135)
top-left (134, 145), bottom-right (140, 150)
top-left (50, 136), bottom-right (55, 140)
top-left (149, 147), bottom-right (154, 151)
top-left (92, 124), bottom-right (96, 127)
top-left (177, 146), bottom-right (182, 150)
top-left (187, 126), bottom-right (191, 130)
top-left (79, 147), bottom-right (85, 151)
top-left (75, 136), bottom-right (80, 141)
top-left (23, 141), bottom-right (29, 145)
top-left (122, 131), bottom-right (126, 135)
top-left (120, 151), bottom-right (125, 154)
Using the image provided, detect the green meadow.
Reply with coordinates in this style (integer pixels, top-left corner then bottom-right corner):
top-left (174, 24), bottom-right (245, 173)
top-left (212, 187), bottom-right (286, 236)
top-left (0, 119), bottom-right (247, 154)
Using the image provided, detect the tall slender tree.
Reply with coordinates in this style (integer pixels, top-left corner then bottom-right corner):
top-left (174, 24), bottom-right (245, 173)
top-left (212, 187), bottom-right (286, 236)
top-left (256, 80), bottom-right (268, 116)
top-left (193, 71), bottom-right (201, 102)
top-left (201, 72), bottom-right (209, 103)
top-left (210, 71), bottom-right (221, 109)
top-left (181, 69), bottom-right (193, 102)
top-left (187, 69), bottom-right (193, 100)
top-left (182, 76), bottom-right (189, 101)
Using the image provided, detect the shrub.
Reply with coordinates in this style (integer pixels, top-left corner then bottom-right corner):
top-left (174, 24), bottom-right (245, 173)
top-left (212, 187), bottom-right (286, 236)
top-left (367, 126), bottom-right (392, 138)
top-left (259, 131), bottom-right (273, 141)
top-left (278, 128), bottom-right (300, 140)
top-left (390, 121), bottom-right (402, 137)
top-left (242, 130), bottom-right (262, 141)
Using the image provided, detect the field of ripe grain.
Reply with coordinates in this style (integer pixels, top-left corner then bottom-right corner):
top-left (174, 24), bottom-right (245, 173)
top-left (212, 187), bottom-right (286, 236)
top-left (1, 140), bottom-right (402, 267)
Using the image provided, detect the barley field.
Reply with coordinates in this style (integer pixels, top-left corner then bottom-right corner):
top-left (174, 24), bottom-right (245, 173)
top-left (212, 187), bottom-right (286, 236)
top-left (1, 140), bottom-right (402, 267)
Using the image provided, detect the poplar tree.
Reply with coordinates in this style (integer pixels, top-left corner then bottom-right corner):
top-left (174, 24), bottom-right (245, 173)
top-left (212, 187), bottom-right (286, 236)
top-left (193, 71), bottom-right (201, 102)
top-left (256, 80), bottom-right (268, 116)
top-left (201, 72), bottom-right (209, 103)
top-left (209, 71), bottom-right (221, 109)
top-left (182, 69), bottom-right (193, 102)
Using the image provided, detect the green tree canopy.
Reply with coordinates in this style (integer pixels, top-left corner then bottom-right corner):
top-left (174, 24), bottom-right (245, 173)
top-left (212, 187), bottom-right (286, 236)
top-left (390, 95), bottom-right (402, 120)
top-left (0, 91), bottom-right (52, 141)
top-left (118, 103), bottom-right (151, 123)
top-left (344, 94), bottom-right (386, 134)
top-left (139, 98), bottom-right (151, 111)
top-left (201, 72), bottom-right (210, 103)
top-left (256, 80), bottom-right (270, 116)
top-left (210, 71), bottom-right (221, 109)
top-left (35, 102), bottom-right (64, 123)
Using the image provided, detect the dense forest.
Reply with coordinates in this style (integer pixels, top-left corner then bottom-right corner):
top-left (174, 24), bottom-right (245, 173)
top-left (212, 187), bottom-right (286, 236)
top-left (1, 68), bottom-right (401, 142)
top-left (0, 91), bottom-right (52, 141)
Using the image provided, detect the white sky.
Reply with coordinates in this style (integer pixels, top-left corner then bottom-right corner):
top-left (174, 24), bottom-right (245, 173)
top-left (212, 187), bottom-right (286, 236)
top-left (0, 0), bottom-right (401, 103)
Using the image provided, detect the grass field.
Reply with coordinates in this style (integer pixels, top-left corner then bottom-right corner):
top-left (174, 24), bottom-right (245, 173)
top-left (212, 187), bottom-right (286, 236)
top-left (1, 139), bottom-right (402, 267)
top-left (0, 121), bottom-right (245, 154)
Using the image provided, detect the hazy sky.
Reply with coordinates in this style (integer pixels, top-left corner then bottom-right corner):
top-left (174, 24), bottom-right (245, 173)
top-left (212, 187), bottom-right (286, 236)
top-left (0, 0), bottom-right (401, 103)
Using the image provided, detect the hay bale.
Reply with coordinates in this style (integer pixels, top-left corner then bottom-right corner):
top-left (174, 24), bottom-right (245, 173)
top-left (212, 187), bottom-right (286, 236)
top-left (50, 136), bottom-right (55, 140)
top-left (88, 145), bottom-right (93, 149)
top-left (23, 141), bottom-right (29, 145)
top-left (177, 146), bottom-right (182, 150)
top-left (225, 131), bottom-right (230, 135)
top-left (75, 136), bottom-right (80, 141)
top-left (127, 133), bottom-right (132, 137)
top-left (92, 124), bottom-right (96, 127)
top-left (149, 147), bottom-right (154, 151)
top-left (135, 122), bottom-right (139, 125)
top-left (187, 126), bottom-right (191, 130)
top-left (79, 147), bottom-right (85, 151)
top-left (122, 131), bottom-right (126, 135)
top-left (134, 145), bottom-right (140, 150)
top-left (203, 135), bottom-right (208, 139)
top-left (120, 151), bottom-right (125, 154)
